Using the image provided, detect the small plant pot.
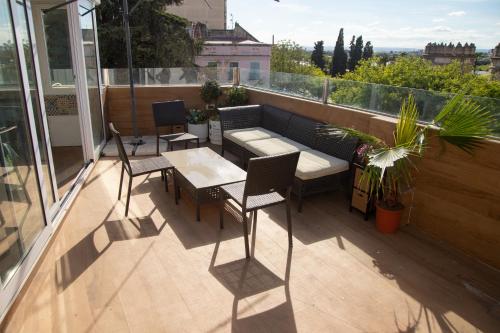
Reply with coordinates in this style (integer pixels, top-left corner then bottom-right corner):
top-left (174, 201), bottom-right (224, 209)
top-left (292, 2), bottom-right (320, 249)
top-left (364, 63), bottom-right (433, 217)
top-left (375, 203), bottom-right (403, 234)
top-left (209, 120), bottom-right (222, 145)
top-left (188, 123), bottom-right (208, 143)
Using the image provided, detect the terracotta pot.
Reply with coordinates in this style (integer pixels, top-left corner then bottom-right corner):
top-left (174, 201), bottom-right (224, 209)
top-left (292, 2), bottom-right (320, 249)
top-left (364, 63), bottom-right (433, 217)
top-left (375, 203), bottom-right (403, 234)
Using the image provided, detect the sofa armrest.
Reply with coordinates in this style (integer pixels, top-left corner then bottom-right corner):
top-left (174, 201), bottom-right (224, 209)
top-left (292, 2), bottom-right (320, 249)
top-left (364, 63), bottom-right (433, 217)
top-left (218, 105), bottom-right (262, 133)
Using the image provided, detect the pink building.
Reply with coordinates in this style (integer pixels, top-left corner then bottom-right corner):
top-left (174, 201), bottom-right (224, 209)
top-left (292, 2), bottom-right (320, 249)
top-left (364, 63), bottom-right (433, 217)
top-left (193, 23), bottom-right (271, 83)
top-left (184, 20), bottom-right (270, 83)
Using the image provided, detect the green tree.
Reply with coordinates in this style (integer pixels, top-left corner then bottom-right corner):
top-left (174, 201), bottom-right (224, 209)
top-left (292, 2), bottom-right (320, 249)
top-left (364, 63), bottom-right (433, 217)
top-left (331, 28), bottom-right (347, 77)
top-left (348, 35), bottom-right (363, 71)
top-left (348, 35), bottom-right (355, 71)
top-left (271, 40), bottom-right (325, 76)
top-left (311, 40), bottom-right (325, 72)
top-left (96, 0), bottom-right (202, 68)
top-left (342, 56), bottom-right (500, 98)
top-left (362, 41), bottom-right (373, 60)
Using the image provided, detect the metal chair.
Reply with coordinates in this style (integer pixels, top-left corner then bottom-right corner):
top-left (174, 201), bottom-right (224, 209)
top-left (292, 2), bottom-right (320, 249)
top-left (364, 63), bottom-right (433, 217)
top-left (219, 152), bottom-right (300, 258)
top-left (109, 123), bottom-right (173, 216)
top-left (152, 100), bottom-right (199, 156)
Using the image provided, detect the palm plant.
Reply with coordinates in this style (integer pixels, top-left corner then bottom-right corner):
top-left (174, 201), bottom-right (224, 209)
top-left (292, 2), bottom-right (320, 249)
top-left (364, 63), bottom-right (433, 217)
top-left (322, 94), bottom-right (495, 210)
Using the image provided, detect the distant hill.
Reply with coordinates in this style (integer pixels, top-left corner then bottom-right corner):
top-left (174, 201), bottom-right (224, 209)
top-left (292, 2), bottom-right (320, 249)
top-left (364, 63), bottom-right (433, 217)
top-left (303, 46), bottom-right (422, 53)
top-left (303, 45), bottom-right (491, 54)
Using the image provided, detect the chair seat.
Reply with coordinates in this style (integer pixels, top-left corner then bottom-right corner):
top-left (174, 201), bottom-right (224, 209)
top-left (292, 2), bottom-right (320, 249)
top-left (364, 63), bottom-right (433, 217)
top-left (295, 150), bottom-right (349, 180)
top-left (245, 137), bottom-right (311, 157)
top-left (221, 181), bottom-right (285, 210)
top-left (130, 156), bottom-right (173, 176)
top-left (223, 127), bottom-right (281, 149)
top-left (159, 132), bottom-right (198, 142)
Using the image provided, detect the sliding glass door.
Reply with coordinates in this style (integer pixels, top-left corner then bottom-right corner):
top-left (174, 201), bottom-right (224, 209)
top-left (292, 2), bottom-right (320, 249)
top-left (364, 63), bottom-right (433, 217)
top-left (79, 0), bottom-right (104, 154)
top-left (0, 0), bottom-right (46, 286)
top-left (1, 0), bottom-right (106, 320)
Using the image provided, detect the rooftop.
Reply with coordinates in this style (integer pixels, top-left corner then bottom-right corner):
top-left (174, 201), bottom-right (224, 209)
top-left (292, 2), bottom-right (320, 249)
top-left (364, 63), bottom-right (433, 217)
top-left (2, 151), bottom-right (500, 332)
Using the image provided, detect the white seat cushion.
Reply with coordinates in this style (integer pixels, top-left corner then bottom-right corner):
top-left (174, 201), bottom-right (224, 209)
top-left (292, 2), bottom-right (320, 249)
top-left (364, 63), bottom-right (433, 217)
top-left (223, 127), bottom-right (281, 149)
top-left (245, 137), bottom-right (311, 157)
top-left (295, 150), bottom-right (349, 180)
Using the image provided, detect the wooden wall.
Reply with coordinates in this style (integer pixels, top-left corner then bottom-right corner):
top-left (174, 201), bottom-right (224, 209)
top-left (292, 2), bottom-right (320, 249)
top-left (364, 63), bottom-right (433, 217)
top-left (105, 85), bottom-right (500, 269)
top-left (247, 88), bottom-right (500, 269)
top-left (105, 86), bottom-right (207, 136)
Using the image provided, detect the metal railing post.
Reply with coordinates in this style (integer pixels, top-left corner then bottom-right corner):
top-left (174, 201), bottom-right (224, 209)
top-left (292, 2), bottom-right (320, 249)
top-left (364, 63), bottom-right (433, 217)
top-left (322, 78), bottom-right (329, 104)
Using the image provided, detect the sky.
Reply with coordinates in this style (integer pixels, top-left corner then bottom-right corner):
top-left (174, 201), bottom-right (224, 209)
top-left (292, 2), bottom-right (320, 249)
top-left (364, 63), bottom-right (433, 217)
top-left (226, 0), bottom-right (500, 50)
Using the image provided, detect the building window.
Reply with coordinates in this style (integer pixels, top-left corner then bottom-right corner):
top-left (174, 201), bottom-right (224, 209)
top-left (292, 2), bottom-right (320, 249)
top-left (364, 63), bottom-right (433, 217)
top-left (207, 62), bottom-right (218, 80)
top-left (228, 62), bottom-right (238, 80)
top-left (249, 62), bottom-right (260, 80)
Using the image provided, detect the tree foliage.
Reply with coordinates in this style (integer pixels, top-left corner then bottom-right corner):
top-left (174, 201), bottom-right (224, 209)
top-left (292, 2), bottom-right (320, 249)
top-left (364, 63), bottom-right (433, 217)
top-left (96, 0), bottom-right (202, 68)
top-left (271, 40), bottom-right (325, 76)
top-left (311, 40), bottom-right (326, 72)
top-left (331, 28), bottom-right (347, 77)
top-left (348, 35), bottom-right (363, 71)
top-left (342, 56), bottom-right (500, 98)
top-left (362, 41), bottom-right (373, 60)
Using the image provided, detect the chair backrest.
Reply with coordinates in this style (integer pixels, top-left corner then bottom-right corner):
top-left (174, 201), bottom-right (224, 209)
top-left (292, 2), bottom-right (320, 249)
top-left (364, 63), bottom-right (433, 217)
top-left (108, 123), bottom-right (130, 168)
top-left (244, 152), bottom-right (300, 197)
top-left (152, 100), bottom-right (186, 130)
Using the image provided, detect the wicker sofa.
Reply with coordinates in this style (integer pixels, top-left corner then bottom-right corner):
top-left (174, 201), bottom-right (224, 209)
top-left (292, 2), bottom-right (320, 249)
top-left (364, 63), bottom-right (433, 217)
top-left (219, 104), bottom-right (359, 212)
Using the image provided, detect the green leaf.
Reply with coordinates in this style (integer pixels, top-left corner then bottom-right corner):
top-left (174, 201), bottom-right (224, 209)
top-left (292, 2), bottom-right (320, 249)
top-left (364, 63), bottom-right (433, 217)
top-left (368, 146), bottom-right (410, 179)
top-left (318, 125), bottom-right (386, 148)
top-left (433, 94), bottom-right (495, 153)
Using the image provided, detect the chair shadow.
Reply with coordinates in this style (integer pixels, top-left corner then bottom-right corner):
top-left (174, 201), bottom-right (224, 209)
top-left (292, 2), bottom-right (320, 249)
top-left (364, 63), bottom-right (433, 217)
top-left (209, 217), bottom-right (297, 333)
top-left (144, 175), bottom-right (245, 250)
top-left (55, 207), bottom-right (166, 292)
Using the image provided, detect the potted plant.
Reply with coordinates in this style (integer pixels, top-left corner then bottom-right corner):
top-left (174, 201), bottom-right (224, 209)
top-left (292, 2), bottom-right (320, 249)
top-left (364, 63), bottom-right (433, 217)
top-left (187, 109), bottom-right (208, 143)
top-left (323, 94), bottom-right (494, 233)
top-left (200, 80), bottom-right (223, 144)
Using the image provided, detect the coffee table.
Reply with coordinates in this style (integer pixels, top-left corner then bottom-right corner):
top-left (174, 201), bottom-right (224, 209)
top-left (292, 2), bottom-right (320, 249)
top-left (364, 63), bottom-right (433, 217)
top-left (162, 147), bottom-right (246, 221)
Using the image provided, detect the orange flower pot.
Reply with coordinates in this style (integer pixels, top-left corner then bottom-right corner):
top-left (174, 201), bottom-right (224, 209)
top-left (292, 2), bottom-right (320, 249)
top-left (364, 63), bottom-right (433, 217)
top-left (375, 203), bottom-right (403, 234)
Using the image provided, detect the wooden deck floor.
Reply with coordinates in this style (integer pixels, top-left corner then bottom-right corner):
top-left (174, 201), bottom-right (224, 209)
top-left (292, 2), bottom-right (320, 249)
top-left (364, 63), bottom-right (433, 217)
top-left (2, 153), bottom-right (500, 332)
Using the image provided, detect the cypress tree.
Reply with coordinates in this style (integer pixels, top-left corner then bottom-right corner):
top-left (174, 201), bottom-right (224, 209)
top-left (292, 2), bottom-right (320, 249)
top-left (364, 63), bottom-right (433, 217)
top-left (362, 41), bottom-right (374, 59)
top-left (331, 28), bottom-right (347, 77)
top-left (349, 36), bottom-right (364, 71)
top-left (311, 40), bottom-right (325, 71)
top-left (348, 35), bottom-right (356, 71)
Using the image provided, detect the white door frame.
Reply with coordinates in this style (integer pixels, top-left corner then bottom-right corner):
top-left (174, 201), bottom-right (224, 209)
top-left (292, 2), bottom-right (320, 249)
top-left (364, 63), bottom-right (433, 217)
top-left (1, 0), bottom-right (105, 322)
top-left (0, 0), bottom-right (52, 320)
top-left (24, 0), bottom-right (61, 218)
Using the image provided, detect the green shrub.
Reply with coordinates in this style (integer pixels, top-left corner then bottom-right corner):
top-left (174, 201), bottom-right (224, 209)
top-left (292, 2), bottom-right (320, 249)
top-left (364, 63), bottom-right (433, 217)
top-left (186, 109), bottom-right (208, 124)
top-left (226, 86), bottom-right (249, 106)
top-left (200, 80), bottom-right (222, 103)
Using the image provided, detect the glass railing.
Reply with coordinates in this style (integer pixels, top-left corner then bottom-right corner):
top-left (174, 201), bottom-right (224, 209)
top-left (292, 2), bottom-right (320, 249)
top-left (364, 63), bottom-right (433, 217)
top-left (103, 67), bottom-right (233, 86)
top-left (328, 78), bottom-right (500, 123)
top-left (240, 68), bottom-right (324, 101)
top-left (239, 68), bottom-right (499, 135)
top-left (102, 66), bottom-right (499, 136)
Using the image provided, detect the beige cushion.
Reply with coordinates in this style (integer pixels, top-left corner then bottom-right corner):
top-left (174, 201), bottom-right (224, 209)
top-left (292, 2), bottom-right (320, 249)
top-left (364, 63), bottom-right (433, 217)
top-left (295, 150), bottom-right (349, 180)
top-left (245, 137), bottom-right (311, 157)
top-left (224, 127), bottom-right (281, 149)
